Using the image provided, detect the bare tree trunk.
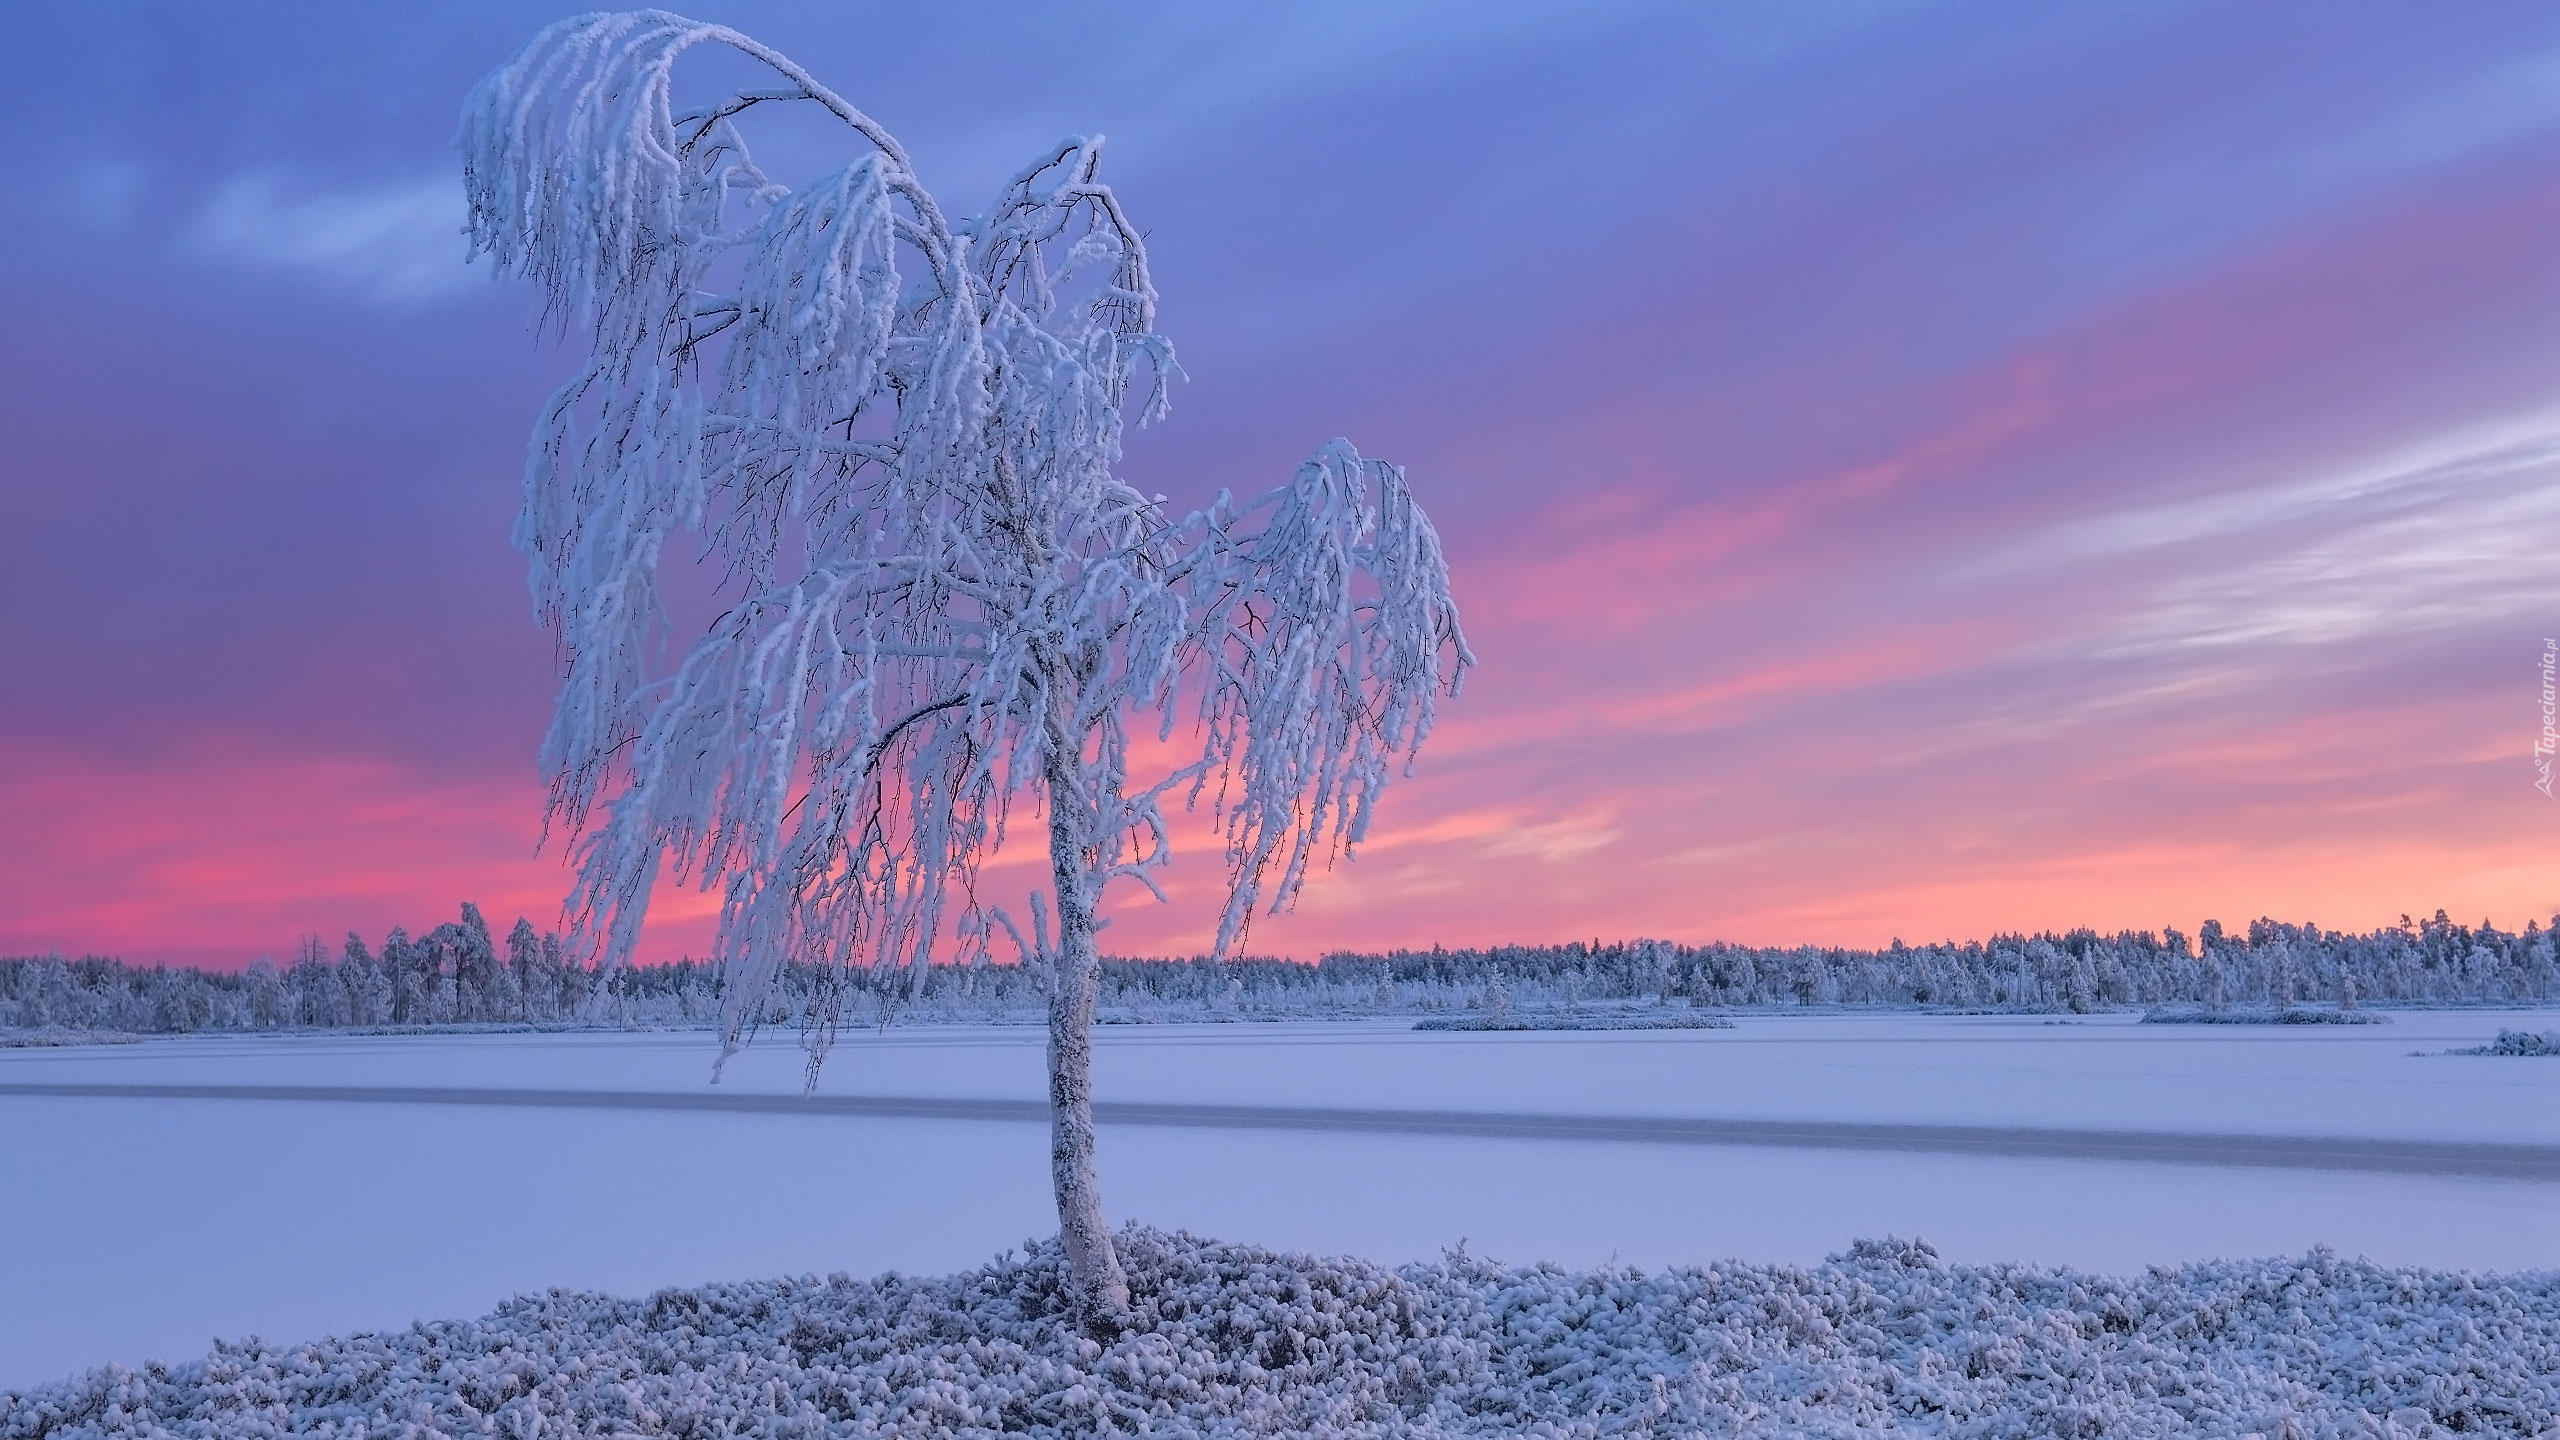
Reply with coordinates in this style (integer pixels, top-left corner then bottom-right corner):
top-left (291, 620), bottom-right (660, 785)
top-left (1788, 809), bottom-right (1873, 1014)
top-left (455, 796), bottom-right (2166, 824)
top-left (1043, 738), bottom-right (1131, 1329)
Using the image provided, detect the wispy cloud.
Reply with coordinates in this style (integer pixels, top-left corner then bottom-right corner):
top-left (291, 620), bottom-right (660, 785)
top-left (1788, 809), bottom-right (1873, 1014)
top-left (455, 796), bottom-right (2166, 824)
top-left (193, 172), bottom-right (476, 305)
top-left (2348, 46), bottom-right (2560, 172)
top-left (2105, 462), bottom-right (2560, 655)
top-left (1963, 408), bottom-right (2560, 655)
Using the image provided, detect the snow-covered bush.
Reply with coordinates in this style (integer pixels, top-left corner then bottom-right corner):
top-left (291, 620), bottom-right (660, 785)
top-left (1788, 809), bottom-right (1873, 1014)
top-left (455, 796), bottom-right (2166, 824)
top-left (1411, 1011), bottom-right (1733, 1032)
top-left (8, 1229), bottom-right (2556, 1438)
top-left (2460, 1029), bottom-right (2560, 1057)
top-left (2142, 1006), bottom-right (2389, 1026)
top-left (0, 1028), bottom-right (141, 1049)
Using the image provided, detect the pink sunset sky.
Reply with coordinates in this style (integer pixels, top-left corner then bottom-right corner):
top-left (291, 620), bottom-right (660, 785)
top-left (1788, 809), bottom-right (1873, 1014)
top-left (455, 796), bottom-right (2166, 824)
top-left (3, 3), bottom-right (2555, 968)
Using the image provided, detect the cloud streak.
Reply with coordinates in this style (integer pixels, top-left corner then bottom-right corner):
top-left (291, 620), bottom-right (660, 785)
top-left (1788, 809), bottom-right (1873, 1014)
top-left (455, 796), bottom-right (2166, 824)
top-left (194, 172), bottom-right (476, 305)
top-left (1963, 409), bottom-right (2560, 660)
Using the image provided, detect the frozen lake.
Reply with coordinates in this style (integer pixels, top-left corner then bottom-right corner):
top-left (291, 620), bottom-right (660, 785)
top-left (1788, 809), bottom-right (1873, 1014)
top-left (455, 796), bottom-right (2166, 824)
top-left (5, 1009), bottom-right (2557, 1390)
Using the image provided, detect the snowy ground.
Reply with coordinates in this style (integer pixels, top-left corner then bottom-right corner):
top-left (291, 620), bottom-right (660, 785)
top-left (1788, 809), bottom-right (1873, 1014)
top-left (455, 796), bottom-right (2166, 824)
top-left (16, 1232), bottom-right (2560, 1439)
top-left (3, 1009), bottom-right (2556, 1394)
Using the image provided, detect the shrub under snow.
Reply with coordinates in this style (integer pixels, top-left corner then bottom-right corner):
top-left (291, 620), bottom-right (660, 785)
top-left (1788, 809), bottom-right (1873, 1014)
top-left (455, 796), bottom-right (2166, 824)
top-left (2140, 1007), bottom-right (2389, 1026)
top-left (0, 1028), bottom-right (140, 1048)
top-left (8, 1230), bottom-right (2556, 1438)
top-left (1411, 1013), bottom-right (1734, 1032)
top-left (2460, 1029), bottom-right (2560, 1057)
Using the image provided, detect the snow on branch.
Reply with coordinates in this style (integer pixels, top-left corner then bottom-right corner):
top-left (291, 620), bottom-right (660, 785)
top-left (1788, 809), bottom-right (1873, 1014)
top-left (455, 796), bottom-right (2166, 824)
top-left (1179, 442), bottom-right (1473, 955)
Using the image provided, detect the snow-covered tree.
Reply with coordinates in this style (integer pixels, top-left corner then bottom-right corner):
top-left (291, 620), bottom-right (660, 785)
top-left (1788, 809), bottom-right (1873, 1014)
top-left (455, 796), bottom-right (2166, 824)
top-left (242, 956), bottom-right (290, 1028)
top-left (383, 927), bottom-right (426, 1026)
top-left (506, 917), bottom-right (554, 1021)
top-left (460, 11), bottom-right (1471, 1323)
top-left (339, 933), bottom-right (389, 1027)
top-left (18, 954), bottom-right (72, 1028)
top-left (450, 902), bottom-right (518, 1021)
top-left (289, 935), bottom-right (341, 1027)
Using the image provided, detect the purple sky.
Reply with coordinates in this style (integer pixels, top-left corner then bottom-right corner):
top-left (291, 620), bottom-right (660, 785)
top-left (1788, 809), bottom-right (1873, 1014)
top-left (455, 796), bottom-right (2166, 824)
top-left (4, 2), bottom-right (2556, 968)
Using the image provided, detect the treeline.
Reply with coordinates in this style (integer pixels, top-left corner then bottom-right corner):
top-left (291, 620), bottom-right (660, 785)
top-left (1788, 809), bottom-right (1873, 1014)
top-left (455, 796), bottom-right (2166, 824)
top-left (1267, 911), bottom-right (2560, 1015)
top-left (5, 905), bottom-right (625, 1035)
top-left (1088, 911), bottom-right (2559, 1017)
top-left (0, 903), bottom-right (1058, 1035)
top-left (4, 908), bottom-right (2555, 1035)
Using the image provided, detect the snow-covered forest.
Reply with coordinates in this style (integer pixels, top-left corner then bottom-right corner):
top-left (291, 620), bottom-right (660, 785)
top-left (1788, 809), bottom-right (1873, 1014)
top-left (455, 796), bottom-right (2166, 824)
top-left (5, 907), bottom-right (2553, 1035)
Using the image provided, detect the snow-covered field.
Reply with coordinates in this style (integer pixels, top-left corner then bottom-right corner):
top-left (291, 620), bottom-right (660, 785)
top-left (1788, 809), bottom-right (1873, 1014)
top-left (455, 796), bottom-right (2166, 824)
top-left (4, 1010), bottom-right (2556, 1401)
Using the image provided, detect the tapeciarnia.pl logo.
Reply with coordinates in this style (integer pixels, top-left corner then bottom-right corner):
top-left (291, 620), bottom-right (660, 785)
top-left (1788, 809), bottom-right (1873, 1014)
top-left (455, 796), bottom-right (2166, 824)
top-left (2538, 638), bottom-right (2556, 798)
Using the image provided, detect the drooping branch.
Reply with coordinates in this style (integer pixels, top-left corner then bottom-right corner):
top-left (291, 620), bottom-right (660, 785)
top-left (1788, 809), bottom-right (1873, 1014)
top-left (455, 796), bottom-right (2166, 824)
top-left (1172, 441), bottom-right (1474, 954)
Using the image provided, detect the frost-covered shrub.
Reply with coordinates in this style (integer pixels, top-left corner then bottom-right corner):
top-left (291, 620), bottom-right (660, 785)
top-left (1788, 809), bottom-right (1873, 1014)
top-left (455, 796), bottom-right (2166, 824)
top-left (2142, 1006), bottom-right (2389, 1026)
top-left (8, 1230), bottom-right (2558, 1438)
top-left (1412, 1012), bottom-right (1733, 1032)
top-left (2459, 1029), bottom-right (2560, 1057)
top-left (0, 1028), bottom-right (141, 1049)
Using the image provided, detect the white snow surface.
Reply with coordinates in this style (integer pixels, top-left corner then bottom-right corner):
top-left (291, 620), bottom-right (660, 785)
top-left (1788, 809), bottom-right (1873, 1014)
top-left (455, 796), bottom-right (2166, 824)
top-left (8, 1227), bottom-right (2557, 1438)
top-left (6, 1012), bottom-right (2558, 1401)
